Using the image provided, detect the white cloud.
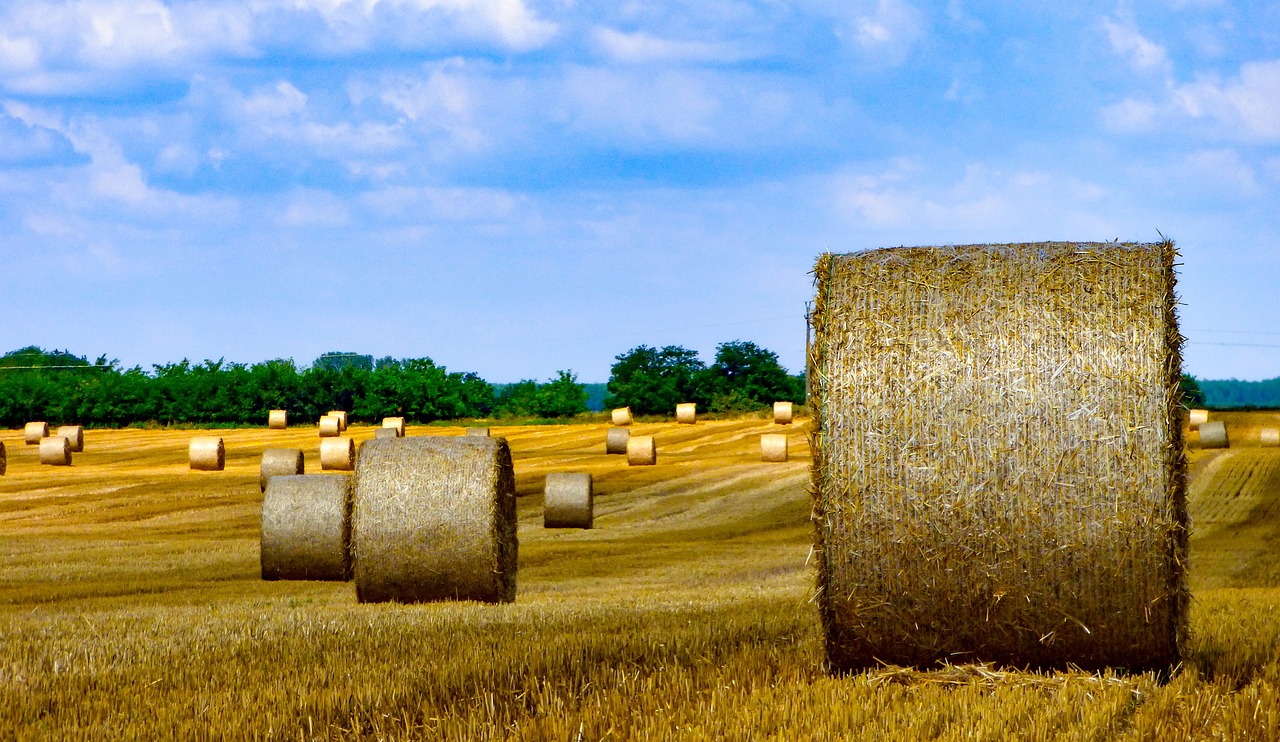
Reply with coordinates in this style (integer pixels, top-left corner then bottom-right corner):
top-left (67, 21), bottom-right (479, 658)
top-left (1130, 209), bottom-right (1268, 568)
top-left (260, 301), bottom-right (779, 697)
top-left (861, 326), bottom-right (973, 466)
top-left (1101, 15), bottom-right (1170, 74)
top-left (270, 0), bottom-right (556, 51)
top-left (277, 190), bottom-right (352, 228)
top-left (0, 34), bottom-right (39, 71)
top-left (837, 0), bottom-right (926, 65)
top-left (593, 27), bottom-right (745, 65)
top-left (1101, 98), bottom-right (1160, 133)
top-left (1173, 60), bottom-right (1280, 141)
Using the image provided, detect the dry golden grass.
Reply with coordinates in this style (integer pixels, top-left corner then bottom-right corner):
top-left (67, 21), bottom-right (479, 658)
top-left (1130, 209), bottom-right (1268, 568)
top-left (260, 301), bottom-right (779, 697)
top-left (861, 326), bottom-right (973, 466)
top-left (1, 414), bottom-right (1279, 739)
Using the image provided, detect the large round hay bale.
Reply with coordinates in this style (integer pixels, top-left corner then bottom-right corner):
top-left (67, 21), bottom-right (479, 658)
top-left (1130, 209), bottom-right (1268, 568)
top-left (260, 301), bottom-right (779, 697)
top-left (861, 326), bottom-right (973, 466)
top-left (773, 401), bottom-right (794, 425)
top-left (627, 435), bottom-right (656, 466)
top-left (0, 442), bottom-right (6, 476)
top-left (465, 427), bottom-right (490, 437)
top-left (319, 415), bottom-right (341, 437)
top-left (39, 436), bottom-right (71, 466)
top-left (327, 410), bottom-right (348, 431)
top-left (611, 407), bottom-right (632, 426)
top-left (1261, 427), bottom-right (1279, 447)
top-left (261, 474), bottom-right (352, 581)
top-left (320, 437), bottom-right (355, 471)
top-left (810, 242), bottom-right (1187, 672)
top-left (1188, 409), bottom-right (1208, 429)
top-left (56, 425), bottom-right (84, 453)
top-left (268, 410), bottom-right (288, 429)
top-left (352, 436), bottom-right (517, 604)
top-left (382, 417), bottom-right (406, 437)
top-left (761, 433), bottom-right (789, 462)
top-left (189, 437), bottom-right (225, 471)
top-left (543, 472), bottom-right (593, 529)
top-left (260, 448), bottom-right (305, 492)
top-left (374, 426), bottom-right (400, 439)
top-left (23, 422), bottom-right (48, 445)
top-left (1199, 420), bottom-right (1229, 449)
top-left (675, 403), bottom-right (696, 424)
top-left (605, 426), bottom-right (630, 455)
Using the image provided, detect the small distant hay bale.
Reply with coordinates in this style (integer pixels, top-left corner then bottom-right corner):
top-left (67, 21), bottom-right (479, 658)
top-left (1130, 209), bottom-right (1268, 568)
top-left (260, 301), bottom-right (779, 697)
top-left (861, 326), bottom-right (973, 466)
top-left (466, 427), bottom-right (490, 437)
top-left (268, 410), bottom-right (288, 429)
top-left (543, 472), bottom-right (593, 529)
top-left (56, 425), bottom-right (84, 453)
top-left (1188, 409), bottom-right (1208, 429)
top-left (0, 442), bottom-right (6, 476)
top-left (260, 474), bottom-right (352, 581)
top-left (39, 436), bottom-right (71, 466)
top-left (811, 242), bottom-right (1187, 672)
top-left (189, 437), bottom-right (225, 471)
top-left (374, 426), bottom-right (399, 439)
top-left (320, 437), bottom-right (355, 471)
top-left (761, 433), bottom-right (789, 462)
top-left (773, 401), bottom-right (794, 425)
top-left (352, 436), bottom-right (517, 604)
top-left (1261, 427), bottom-right (1280, 447)
top-left (319, 415), bottom-right (342, 437)
top-left (382, 417), bottom-right (406, 437)
top-left (328, 411), bottom-right (348, 431)
top-left (605, 427), bottom-right (630, 455)
top-left (1199, 420), bottom-right (1229, 449)
top-left (23, 422), bottom-right (48, 445)
top-left (259, 448), bottom-right (305, 492)
top-left (611, 407), bottom-right (632, 426)
top-left (676, 403), bottom-right (696, 424)
top-left (627, 435), bottom-right (656, 466)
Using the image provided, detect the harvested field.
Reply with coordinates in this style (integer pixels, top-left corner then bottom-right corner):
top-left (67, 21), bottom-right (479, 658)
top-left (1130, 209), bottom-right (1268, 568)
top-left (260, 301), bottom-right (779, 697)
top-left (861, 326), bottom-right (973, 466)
top-left (2, 414), bottom-right (1280, 739)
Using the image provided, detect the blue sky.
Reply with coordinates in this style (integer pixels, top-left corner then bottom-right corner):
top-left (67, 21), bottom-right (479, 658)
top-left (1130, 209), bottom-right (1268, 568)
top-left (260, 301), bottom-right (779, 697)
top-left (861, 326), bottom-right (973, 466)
top-left (1, 0), bottom-right (1277, 382)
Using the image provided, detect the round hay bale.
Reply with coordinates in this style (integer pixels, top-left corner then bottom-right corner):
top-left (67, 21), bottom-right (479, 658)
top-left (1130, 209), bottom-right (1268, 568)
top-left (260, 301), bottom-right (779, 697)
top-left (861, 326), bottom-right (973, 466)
top-left (0, 442), bottom-right (6, 476)
top-left (605, 426), bottom-right (630, 455)
top-left (260, 474), bottom-right (352, 581)
top-left (352, 436), bottom-right (517, 604)
top-left (374, 426), bottom-right (400, 440)
top-left (319, 415), bottom-right (342, 437)
top-left (56, 425), bottom-right (84, 453)
top-left (23, 421), bottom-right (48, 445)
top-left (260, 448), bottom-right (305, 492)
top-left (626, 435), bottom-right (656, 466)
top-left (810, 242), bottom-right (1187, 673)
top-left (320, 437), bottom-right (355, 471)
top-left (543, 472), bottom-right (593, 529)
top-left (465, 427), bottom-right (490, 437)
top-left (39, 436), bottom-right (71, 466)
top-left (773, 401), bottom-right (794, 425)
top-left (611, 407), bottom-right (632, 426)
top-left (1199, 420), bottom-right (1229, 449)
top-left (1261, 427), bottom-right (1280, 447)
top-left (675, 403), bottom-right (696, 424)
top-left (268, 409), bottom-right (288, 429)
top-left (189, 437), bottom-right (225, 471)
top-left (761, 433), bottom-right (789, 462)
top-left (382, 417), bottom-right (406, 437)
top-left (327, 410), bottom-right (348, 431)
top-left (1188, 409), bottom-right (1209, 429)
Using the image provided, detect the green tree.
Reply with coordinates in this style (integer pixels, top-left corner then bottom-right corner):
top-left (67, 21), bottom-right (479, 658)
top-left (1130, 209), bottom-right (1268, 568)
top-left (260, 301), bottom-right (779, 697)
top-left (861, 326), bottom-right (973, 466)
top-left (698, 340), bottom-right (798, 413)
top-left (1180, 374), bottom-right (1206, 408)
top-left (604, 345), bottom-right (705, 416)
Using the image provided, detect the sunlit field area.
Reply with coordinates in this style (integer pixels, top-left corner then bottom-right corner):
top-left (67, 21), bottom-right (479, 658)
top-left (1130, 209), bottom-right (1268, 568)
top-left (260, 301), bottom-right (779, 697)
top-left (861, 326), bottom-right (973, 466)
top-left (3, 413), bottom-right (1280, 739)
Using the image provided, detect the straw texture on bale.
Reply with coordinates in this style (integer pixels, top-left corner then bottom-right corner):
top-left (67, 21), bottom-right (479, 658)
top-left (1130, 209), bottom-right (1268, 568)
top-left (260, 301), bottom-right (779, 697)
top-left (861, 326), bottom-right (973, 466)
top-left (0, 442), bottom-right (5, 476)
top-left (23, 422), bottom-right (48, 445)
top-left (627, 435), bottom-right (657, 466)
top-left (676, 403), bottom-right (696, 424)
top-left (352, 436), bottom-right (517, 604)
top-left (465, 427), bottom-right (490, 437)
top-left (761, 433), bottom-right (789, 463)
top-left (1199, 420), bottom-right (1229, 449)
top-left (1261, 427), bottom-right (1280, 447)
top-left (189, 437), bottom-right (225, 471)
top-left (56, 425), bottom-right (84, 453)
top-left (810, 241), bottom-right (1187, 673)
top-left (543, 472), bottom-right (593, 529)
top-left (374, 426), bottom-right (399, 439)
top-left (773, 401), bottom-right (794, 425)
top-left (605, 427), bottom-right (630, 455)
top-left (611, 407), bottom-right (633, 426)
top-left (328, 411), bottom-right (348, 431)
top-left (39, 436), bottom-right (71, 466)
top-left (1188, 409), bottom-right (1208, 429)
top-left (268, 410), bottom-right (288, 429)
top-left (382, 417), bottom-right (406, 437)
top-left (320, 437), bottom-right (356, 471)
top-left (319, 416), bottom-right (341, 437)
top-left (260, 474), bottom-right (352, 581)
top-left (259, 448), bottom-right (305, 492)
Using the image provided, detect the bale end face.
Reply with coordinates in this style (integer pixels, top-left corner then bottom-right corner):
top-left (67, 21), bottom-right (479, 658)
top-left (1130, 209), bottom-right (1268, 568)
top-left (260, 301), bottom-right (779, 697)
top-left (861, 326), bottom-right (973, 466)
top-left (319, 416), bottom-right (341, 437)
top-left (39, 436), bottom-right (71, 466)
top-left (1261, 427), bottom-right (1280, 447)
top-left (189, 437), bottom-right (225, 471)
top-left (261, 474), bottom-right (352, 581)
top-left (268, 410), bottom-right (288, 429)
top-left (1199, 420), bottom-right (1229, 449)
top-left (382, 417), bottom-right (406, 437)
top-left (543, 472), bottom-right (593, 529)
top-left (627, 435), bottom-right (657, 466)
top-left (761, 433), bottom-right (789, 462)
top-left (773, 401), bottom-right (794, 425)
top-left (611, 407), bottom-right (633, 426)
top-left (55, 425), bottom-right (84, 453)
top-left (327, 410), bottom-right (349, 431)
top-left (465, 427), bottom-right (491, 437)
top-left (675, 403), bottom-right (696, 424)
top-left (320, 437), bottom-right (355, 471)
top-left (605, 427), bottom-right (630, 455)
top-left (260, 448), bottom-right (305, 492)
top-left (374, 426), bottom-right (400, 439)
top-left (23, 422), bottom-right (49, 445)
top-left (1188, 409), bottom-right (1209, 428)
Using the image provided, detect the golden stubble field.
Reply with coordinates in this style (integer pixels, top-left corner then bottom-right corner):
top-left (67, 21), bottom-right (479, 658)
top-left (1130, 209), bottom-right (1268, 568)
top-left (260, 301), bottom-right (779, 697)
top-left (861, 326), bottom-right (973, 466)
top-left (2, 413), bottom-right (1280, 740)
